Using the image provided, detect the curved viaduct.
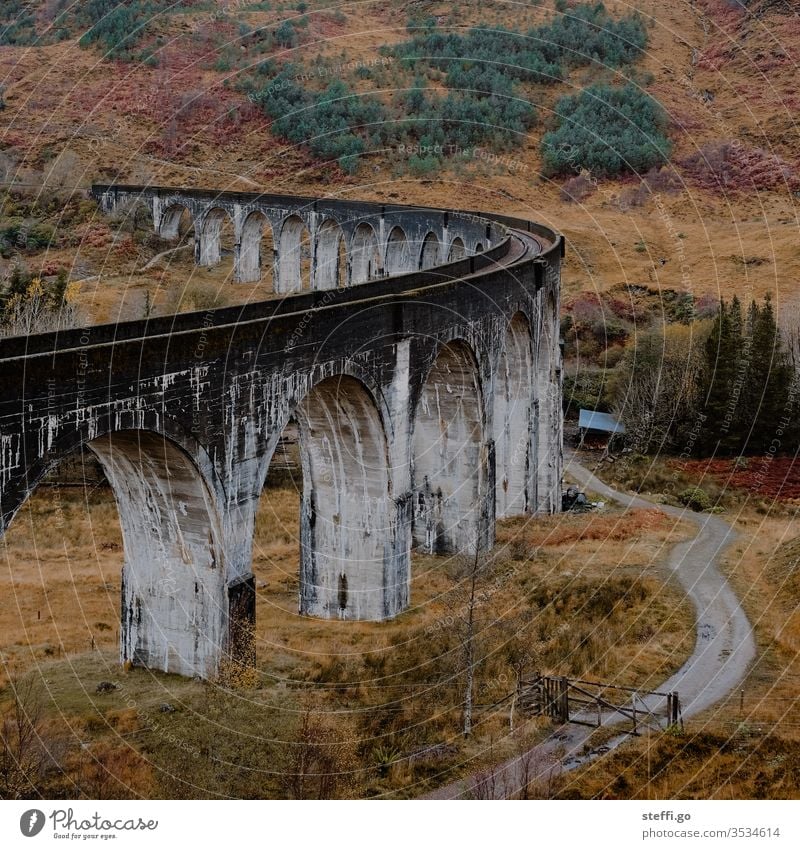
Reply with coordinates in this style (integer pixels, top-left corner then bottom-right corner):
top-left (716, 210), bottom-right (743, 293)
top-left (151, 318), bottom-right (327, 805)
top-left (0, 185), bottom-right (564, 679)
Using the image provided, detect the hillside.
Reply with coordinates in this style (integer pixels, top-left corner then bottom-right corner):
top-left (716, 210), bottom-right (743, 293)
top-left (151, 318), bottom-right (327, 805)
top-left (0, 0), bottom-right (798, 325)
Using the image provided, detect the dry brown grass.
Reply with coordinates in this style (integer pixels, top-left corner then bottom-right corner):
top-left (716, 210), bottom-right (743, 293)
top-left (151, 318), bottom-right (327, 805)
top-left (0, 479), bottom-right (695, 797)
top-left (0, 485), bottom-right (122, 688)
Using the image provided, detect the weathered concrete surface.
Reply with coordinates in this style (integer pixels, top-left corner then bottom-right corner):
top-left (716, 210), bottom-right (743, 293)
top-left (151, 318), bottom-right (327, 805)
top-left (495, 313), bottom-right (534, 518)
top-left (0, 186), bottom-right (564, 678)
top-left (413, 341), bottom-right (490, 555)
top-left (90, 431), bottom-right (225, 678)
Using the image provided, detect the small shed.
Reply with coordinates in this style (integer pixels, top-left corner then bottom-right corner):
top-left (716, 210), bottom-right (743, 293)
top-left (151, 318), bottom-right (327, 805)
top-left (578, 409), bottom-right (625, 450)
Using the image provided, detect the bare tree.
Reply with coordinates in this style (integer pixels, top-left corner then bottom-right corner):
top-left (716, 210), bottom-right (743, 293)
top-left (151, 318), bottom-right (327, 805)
top-left (279, 711), bottom-right (357, 799)
top-left (468, 764), bottom-right (499, 799)
top-left (0, 680), bottom-right (50, 799)
top-left (446, 538), bottom-right (499, 738)
top-left (613, 323), bottom-right (708, 454)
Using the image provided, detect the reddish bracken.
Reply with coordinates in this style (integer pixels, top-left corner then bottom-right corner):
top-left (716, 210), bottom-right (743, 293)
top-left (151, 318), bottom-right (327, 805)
top-left (681, 140), bottom-right (800, 193)
top-left (525, 509), bottom-right (668, 548)
top-left (672, 457), bottom-right (800, 500)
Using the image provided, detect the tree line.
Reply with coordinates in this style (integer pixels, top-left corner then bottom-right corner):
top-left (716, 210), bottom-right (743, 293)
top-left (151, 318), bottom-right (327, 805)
top-left (614, 295), bottom-right (799, 457)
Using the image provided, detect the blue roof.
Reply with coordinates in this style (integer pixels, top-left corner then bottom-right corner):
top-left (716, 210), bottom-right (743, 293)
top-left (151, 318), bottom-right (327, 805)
top-left (578, 409), bottom-right (626, 434)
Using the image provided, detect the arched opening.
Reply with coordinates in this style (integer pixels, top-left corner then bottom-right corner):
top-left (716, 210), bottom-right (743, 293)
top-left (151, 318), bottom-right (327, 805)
top-left (238, 210), bottom-right (274, 288)
top-left (535, 292), bottom-right (560, 513)
top-left (474, 242), bottom-right (484, 255)
top-left (158, 203), bottom-right (193, 241)
top-left (253, 377), bottom-right (404, 621)
top-left (0, 445), bottom-right (120, 688)
top-left (412, 341), bottom-right (487, 555)
top-left (385, 226), bottom-right (411, 276)
top-left (494, 313), bottom-right (534, 519)
top-left (350, 222), bottom-right (381, 285)
top-left (277, 215), bottom-right (312, 294)
top-left (110, 198), bottom-right (154, 241)
top-left (198, 207), bottom-right (235, 278)
top-left (314, 219), bottom-right (345, 290)
top-left (0, 432), bottom-right (226, 681)
top-left (448, 237), bottom-right (466, 262)
top-left (419, 232), bottom-right (441, 270)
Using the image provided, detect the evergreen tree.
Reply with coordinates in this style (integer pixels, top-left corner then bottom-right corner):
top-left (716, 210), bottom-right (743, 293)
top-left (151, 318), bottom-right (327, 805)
top-left (723, 294), bottom-right (749, 453)
top-left (699, 300), bottom-right (736, 453)
top-left (747, 294), bottom-right (793, 453)
top-left (699, 295), bottom-right (793, 455)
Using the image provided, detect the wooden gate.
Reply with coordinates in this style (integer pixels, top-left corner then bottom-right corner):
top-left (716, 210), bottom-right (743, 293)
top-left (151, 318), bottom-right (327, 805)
top-left (519, 674), bottom-right (683, 734)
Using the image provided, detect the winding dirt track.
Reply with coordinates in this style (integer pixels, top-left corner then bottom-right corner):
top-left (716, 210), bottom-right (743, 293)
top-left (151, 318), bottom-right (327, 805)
top-left (425, 455), bottom-right (756, 799)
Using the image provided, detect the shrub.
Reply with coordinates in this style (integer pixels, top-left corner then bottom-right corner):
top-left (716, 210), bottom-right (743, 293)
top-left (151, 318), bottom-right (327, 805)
top-left (679, 486), bottom-right (711, 511)
top-left (0, 1), bottom-right (40, 46)
top-left (560, 174), bottom-right (596, 202)
top-left (562, 368), bottom-right (613, 417)
top-left (395, 4), bottom-right (645, 83)
top-left (253, 74), bottom-right (380, 168)
top-left (275, 21), bottom-right (298, 48)
top-left (542, 84), bottom-right (672, 177)
top-left (66, 1), bottom-right (199, 59)
top-left (408, 154), bottom-right (441, 176)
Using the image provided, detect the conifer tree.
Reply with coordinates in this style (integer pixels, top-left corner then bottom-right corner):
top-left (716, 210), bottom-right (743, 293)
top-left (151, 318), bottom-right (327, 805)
top-left (700, 299), bottom-right (737, 453)
top-left (699, 295), bottom-right (793, 455)
top-left (748, 294), bottom-right (792, 452)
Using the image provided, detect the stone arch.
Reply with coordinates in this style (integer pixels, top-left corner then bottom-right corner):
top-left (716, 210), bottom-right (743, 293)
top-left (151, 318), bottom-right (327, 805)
top-left (314, 218), bottom-right (345, 290)
top-left (535, 291), bottom-right (560, 513)
top-left (277, 214), bottom-right (311, 294)
top-left (385, 226), bottom-right (411, 276)
top-left (238, 210), bottom-right (273, 286)
top-left (419, 231), bottom-right (441, 270)
top-left (448, 236), bottom-right (466, 262)
top-left (494, 312), bottom-right (534, 519)
top-left (197, 206), bottom-right (233, 268)
top-left (474, 242), bottom-right (485, 254)
top-left (350, 222), bottom-right (382, 285)
top-left (159, 203), bottom-right (194, 241)
top-left (412, 340), bottom-right (488, 554)
top-left (293, 375), bottom-right (402, 619)
top-left (111, 198), bottom-right (153, 237)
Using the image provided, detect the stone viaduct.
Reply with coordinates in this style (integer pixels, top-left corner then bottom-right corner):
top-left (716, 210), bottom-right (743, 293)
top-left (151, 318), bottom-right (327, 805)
top-left (0, 185), bottom-right (563, 679)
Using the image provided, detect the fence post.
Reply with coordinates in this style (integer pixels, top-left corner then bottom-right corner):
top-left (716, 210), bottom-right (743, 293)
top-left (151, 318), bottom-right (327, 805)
top-left (632, 693), bottom-right (638, 734)
top-left (559, 676), bottom-right (570, 724)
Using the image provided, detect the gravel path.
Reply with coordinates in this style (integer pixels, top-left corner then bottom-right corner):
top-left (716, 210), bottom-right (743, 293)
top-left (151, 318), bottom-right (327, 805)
top-left (424, 455), bottom-right (756, 799)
